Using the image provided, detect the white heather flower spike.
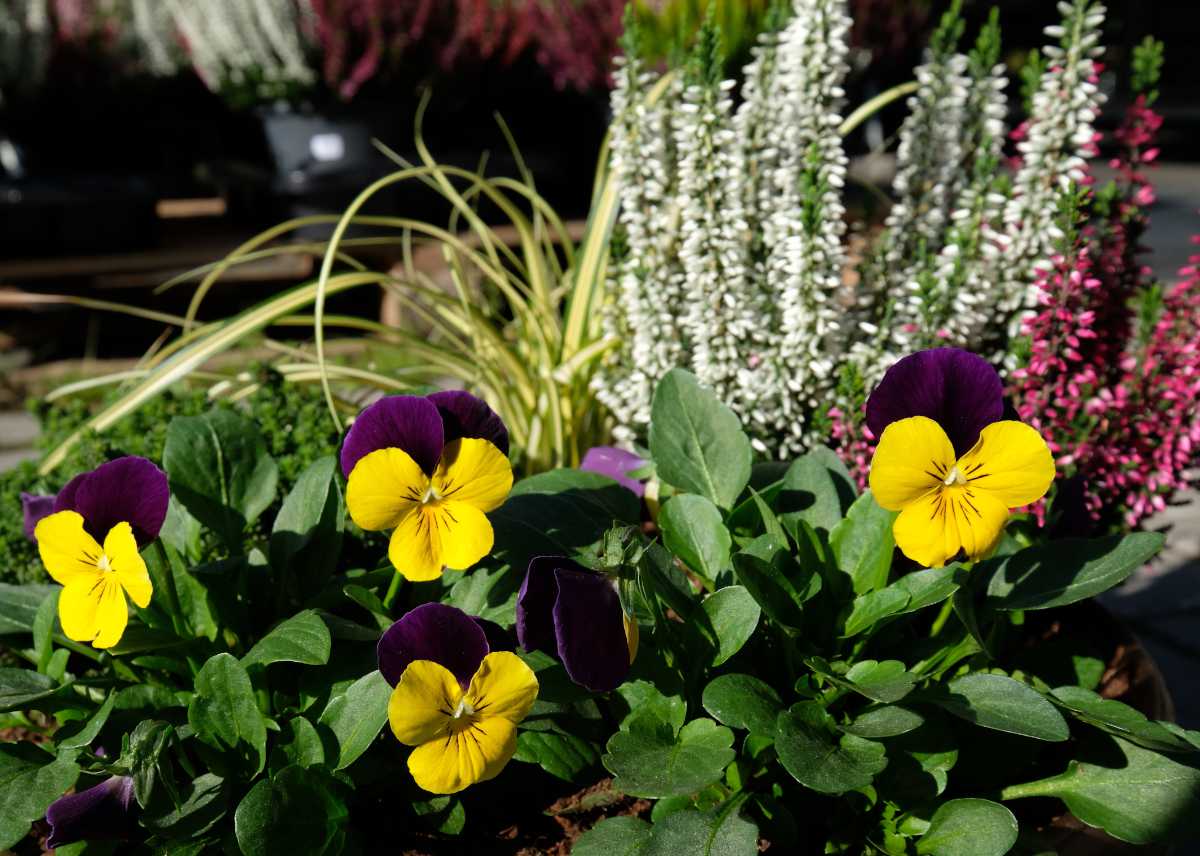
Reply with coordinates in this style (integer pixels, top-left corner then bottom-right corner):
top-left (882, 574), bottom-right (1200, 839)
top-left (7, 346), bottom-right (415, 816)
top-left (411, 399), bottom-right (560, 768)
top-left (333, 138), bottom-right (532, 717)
top-left (995, 0), bottom-right (1106, 355)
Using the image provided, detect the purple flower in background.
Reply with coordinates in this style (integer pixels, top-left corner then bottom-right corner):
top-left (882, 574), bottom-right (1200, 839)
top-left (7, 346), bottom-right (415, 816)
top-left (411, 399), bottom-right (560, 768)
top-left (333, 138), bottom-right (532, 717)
top-left (866, 348), bottom-right (1005, 457)
top-left (45, 775), bottom-right (137, 849)
top-left (580, 446), bottom-right (646, 497)
top-left (339, 391), bottom-right (509, 478)
top-left (516, 556), bottom-right (636, 693)
top-left (20, 492), bottom-right (55, 541)
top-left (53, 456), bottom-right (169, 546)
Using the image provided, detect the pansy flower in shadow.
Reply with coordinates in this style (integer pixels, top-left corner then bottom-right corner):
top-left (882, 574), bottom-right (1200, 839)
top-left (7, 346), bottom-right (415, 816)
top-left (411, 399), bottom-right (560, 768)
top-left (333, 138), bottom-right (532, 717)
top-left (380, 603), bottom-right (538, 795)
top-left (45, 775), bottom-right (136, 849)
top-left (342, 392), bottom-right (513, 582)
top-left (866, 347), bottom-right (1005, 457)
top-left (580, 446), bottom-right (646, 497)
top-left (21, 491), bottom-right (55, 541)
top-left (35, 457), bottom-right (167, 649)
top-left (870, 416), bottom-right (1055, 567)
top-left (516, 556), bottom-right (637, 693)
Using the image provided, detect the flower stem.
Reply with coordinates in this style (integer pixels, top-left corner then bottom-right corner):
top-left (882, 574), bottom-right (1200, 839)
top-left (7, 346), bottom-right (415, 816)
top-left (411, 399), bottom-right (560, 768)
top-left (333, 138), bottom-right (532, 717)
top-left (929, 598), bottom-right (955, 637)
top-left (382, 572), bottom-right (403, 613)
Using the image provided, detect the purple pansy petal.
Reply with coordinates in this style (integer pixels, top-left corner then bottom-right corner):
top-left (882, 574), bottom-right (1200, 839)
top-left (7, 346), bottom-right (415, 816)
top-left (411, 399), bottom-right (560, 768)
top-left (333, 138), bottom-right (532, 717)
top-left (340, 395), bottom-right (445, 478)
top-left (865, 348), bottom-right (1005, 457)
top-left (580, 446), bottom-right (646, 497)
top-left (45, 775), bottom-right (136, 849)
top-left (427, 390), bottom-right (509, 456)
top-left (516, 556), bottom-right (562, 656)
top-left (21, 492), bottom-right (55, 542)
top-left (551, 566), bottom-right (630, 693)
top-left (377, 603), bottom-right (489, 688)
top-left (54, 457), bottom-right (169, 546)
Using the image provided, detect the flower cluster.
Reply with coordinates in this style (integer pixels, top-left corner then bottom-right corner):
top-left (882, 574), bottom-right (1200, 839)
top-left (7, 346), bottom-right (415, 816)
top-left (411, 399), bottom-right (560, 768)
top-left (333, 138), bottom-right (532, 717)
top-left (600, 0), bottom-right (1106, 462)
top-left (32, 456), bottom-right (167, 649)
top-left (868, 349), bottom-right (1055, 567)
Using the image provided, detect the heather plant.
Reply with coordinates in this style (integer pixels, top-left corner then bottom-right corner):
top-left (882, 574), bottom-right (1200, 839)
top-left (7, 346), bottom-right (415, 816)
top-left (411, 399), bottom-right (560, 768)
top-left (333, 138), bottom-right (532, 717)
top-left (599, 0), bottom-right (1196, 534)
top-left (2, 363), bottom-right (1197, 854)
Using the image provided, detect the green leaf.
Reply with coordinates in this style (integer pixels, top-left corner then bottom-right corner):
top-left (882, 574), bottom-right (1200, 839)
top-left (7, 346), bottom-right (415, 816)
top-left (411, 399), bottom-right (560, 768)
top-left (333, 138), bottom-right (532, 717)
top-left (843, 705), bottom-right (925, 739)
top-left (573, 816), bottom-right (652, 856)
top-left (0, 745), bottom-right (80, 850)
top-left (917, 799), bottom-right (1019, 856)
top-left (188, 653), bottom-right (268, 775)
top-left (984, 533), bottom-right (1163, 611)
top-left (932, 674), bottom-right (1069, 742)
top-left (242, 610), bottom-right (332, 668)
top-left (0, 583), bottom-right (58, 634)
top-left (1050, 686), bottom-right (1200, 755)
top-left (164, 542), bottom-right (218, 642)
top-left (604, 718), bottom-right (736, 798)
top-left (844, 660), bottom-right (917, 703)
top-left (775, 702), bottom-right (887, 794)
top-left (894, 565), bottom-right (964, 614)
top-left (842, 588), bottom-right (910, 637)
top-left (275, 717), bottom-right (326, 770)
top-left (142, 773), bottom-right (228, 839)
top-left (616, 681), bottom-right (687, 735)
top-left (732, 536), bottom-right (814, 631)
top-left (54, 693), bottom-right (116, 751)
top-left (659, 494), bottom-right (732, 583)
top-left (32, 590), bottom-right (57, 673)
top-left (1009, 734), bottom-right (1200, 844)
top-left (443, 565), bottom-right (522, 625)
top-left (514, 730), bottom-right (600, 781)
top-left (649, 369), bottom-right (752, 509)
top-left (701, 586), bottom-right (760, 666)
top-left (271, 456), bottom-right (345, 597)
top-left (234, 765), bottom-right (347, 856)
top-left (777, 447), bottom-right (856, 537)
top-left (163, 409), bottom-right (279, 547)
top-left (643, 808), bottom-right (759, 856)
top-left (317, 670), bottom-right (391, 771)
top-left (830, 491), bottom-right (896, 595)
top-left (702, 674), bottom-right (783, 737)
top-left (0, 668), bottom-right (64, 712)
top-left (493, 471), bottom-right (639, 569)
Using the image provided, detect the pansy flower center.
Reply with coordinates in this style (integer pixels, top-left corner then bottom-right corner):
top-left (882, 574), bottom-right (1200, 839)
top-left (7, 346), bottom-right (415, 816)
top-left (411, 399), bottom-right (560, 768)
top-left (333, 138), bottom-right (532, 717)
top-left (452, 697), bottom-right (477, 719)
top-left (942, 465), bottom-right (968, 487)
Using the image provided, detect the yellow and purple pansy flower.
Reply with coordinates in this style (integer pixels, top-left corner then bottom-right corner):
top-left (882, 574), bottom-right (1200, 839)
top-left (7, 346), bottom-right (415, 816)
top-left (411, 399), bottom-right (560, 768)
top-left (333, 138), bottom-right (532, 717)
top-left (45, 775), bottom-right (137, 849)
top-left (342, 391), bottom-right (513, 582)
top-left (33, 457), bottom-right (168, 649)
top-left (379, 603), bottom-right (538, 794)
top-left (516, 556), bottom-right (638, 693)
top-left (866, 349), bottom-right (1056, 568)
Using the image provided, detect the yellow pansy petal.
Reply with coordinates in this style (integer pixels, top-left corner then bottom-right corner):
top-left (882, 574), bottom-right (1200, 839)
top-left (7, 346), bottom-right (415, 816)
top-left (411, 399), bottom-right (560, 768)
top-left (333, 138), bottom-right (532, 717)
top-left (892, 491), bottom-right (962, 568)
top-left (103, 522), bottom-right (152, 609)
top-left (35, 511), bottom-right (102, 586)
top-left (388, 507), bottom-right (444, 581)
top-left (58, 576), bottom-right (104, 644)
top-left (91, 580), bottom-right (130, 650)
top-left (465, 651), bottom-right (539, 725)
top-left (433, 439), bottom-right (513, 513)
top-left (436, 501), bottom-right (494, 572)
top-left (406, 717), bottom-right (517, 794)
top-left (346, 447), bottom-right (427, 532)
top-left (59, 577), bottom-right (128, 649)
top-left (949, 487), bottom-right (1010, 561)
top-left (388, 659), bottom-right (460, 746)
top-left (869, 417), bottom-right (957, 511)
top-left (957, 420), bottom-right (1056, 509)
